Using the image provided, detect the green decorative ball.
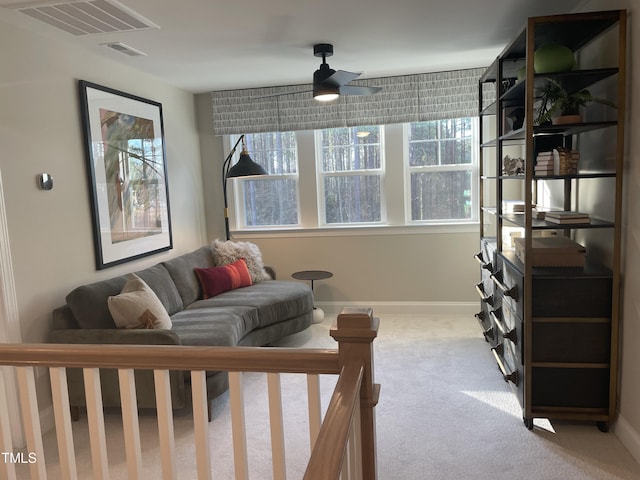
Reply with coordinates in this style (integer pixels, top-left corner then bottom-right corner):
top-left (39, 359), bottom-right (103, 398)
top-left (534, 44), bottom-right (576, 73)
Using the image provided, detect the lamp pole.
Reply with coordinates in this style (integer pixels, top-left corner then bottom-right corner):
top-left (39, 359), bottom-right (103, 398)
top-left (222, 134), bottom-right (245, 241)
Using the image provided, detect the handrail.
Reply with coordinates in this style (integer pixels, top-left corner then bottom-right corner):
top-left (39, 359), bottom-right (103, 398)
top-left (0, 344), bottom-right (341, 374)
top-left (303, 364), bottom-right (364, 480)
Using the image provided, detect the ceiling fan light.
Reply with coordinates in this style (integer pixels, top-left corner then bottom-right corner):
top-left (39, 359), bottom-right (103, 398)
top-left (314, 92), bottom-right (340, 102)
top-left (313, 83), bottom-right (340, 102)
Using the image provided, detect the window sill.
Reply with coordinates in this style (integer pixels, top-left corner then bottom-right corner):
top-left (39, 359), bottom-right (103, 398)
top-left (231, 222), bottom-right (480, 239)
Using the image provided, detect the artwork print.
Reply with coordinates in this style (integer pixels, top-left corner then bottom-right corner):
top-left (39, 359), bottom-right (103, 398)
top-left (79, 81), bottom-right (172, 269)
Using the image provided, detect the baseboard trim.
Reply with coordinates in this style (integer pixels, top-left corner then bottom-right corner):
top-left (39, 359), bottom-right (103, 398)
top-left (614, 414), bottom-right (640, 464)
top-left (314, 301), bottom-right (478, 316)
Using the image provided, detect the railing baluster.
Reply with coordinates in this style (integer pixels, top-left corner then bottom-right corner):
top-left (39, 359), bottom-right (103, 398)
top-left (0, 368), bottom-right (17, 480)
top-left (229, 371), bottom-right (249, 480)
top-left (118, 368), bottom-right (142, 480)
top-left (16, 366), bottom-right (46, 480)
top-left (267, 372), bottom-right (286, 480)
top-left (153, 369), bottom-right (177, 480)
top-left (49, 367), bottom-right (77, 480)
top-left (306, 374), bottom-right (321, 449)
top-left (83, 368), bottom-right (109, 480)
top-left (191, 370), bottom-right (212, 480)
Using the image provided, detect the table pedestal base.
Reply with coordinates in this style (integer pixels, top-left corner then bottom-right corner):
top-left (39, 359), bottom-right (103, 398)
top-left (312, 307), bottom-right (325, 324)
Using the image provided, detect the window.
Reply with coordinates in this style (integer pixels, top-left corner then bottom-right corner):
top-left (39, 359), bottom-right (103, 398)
top-left (406, 118), bottom-right (476, 222)
top-left (227, 120), bottom-right (478, 233)
top-left (317, 126), bottom-right (384, 225)
top-left (234, 132), bottom-right (299, 227)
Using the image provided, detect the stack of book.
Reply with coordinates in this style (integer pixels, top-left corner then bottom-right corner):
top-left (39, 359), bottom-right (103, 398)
top-left (544, 211), bottom-right (591, 224)
top-left (534, 149), bottom-right (580, 176)
top-left (502, 200), bottom-right (526, 213)
top-left (514, 236), bottom-right (586, 267)
top-left (534, 151), bottom-right (555, 176)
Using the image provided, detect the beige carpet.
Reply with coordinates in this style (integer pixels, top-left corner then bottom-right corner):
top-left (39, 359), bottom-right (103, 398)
top-left (15, 314), bottom-right (640, 479)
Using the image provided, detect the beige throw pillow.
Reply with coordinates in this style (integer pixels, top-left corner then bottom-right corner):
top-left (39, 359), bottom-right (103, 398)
top-left (211, 239), bottom-right (272, 283)
top-left (108, 274), bottom-right (172, 330)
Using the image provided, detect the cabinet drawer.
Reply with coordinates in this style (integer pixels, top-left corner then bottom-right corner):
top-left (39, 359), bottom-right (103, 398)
top-left (532, 276), bottom-right (612, 317)
top-left (491, 343), bottom-right (524, 408)
top-left (532, 321), bottom-right (611, 363)
top-left (532, 367), bottom-right (609, 409)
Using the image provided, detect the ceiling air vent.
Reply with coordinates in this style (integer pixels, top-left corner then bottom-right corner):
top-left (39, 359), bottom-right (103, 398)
top-left (7, 0), bottom-right (159, 36)
top-left (102, 41), bottom-right (147, 56)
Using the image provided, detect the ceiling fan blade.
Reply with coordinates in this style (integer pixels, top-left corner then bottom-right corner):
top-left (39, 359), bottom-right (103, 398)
top-left (340, 85), bottom-right (383, 96)
top-left (323, 69), bottom-right (361, 87)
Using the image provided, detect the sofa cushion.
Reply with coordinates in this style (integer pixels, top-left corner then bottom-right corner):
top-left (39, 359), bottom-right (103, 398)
top-left (67, 276), bottom-right (128, 329)
top-left (195, 259), bottom-right (252, 299)
top-left (108, 274), bottom-right (172, 330)
top-left (187, 280), bottom-right (312, 328)
top-left (170, 306), bottom-right (259, 346)
top-left (135, 264), bottom-right (183, 316)
top-left (162, 246), bottom-right (215, 307)
top-left (66, 264), bottom-right (182, 329)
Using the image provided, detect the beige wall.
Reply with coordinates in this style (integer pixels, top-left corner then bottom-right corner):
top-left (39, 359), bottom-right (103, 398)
top-left (0, 15), bottom-right (208, 345)
top-left (195, 92), bottom-right (480, 309)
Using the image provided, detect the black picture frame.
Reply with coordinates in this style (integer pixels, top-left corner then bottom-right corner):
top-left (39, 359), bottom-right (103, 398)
top-left (78, 80), bottom-right (172, 269)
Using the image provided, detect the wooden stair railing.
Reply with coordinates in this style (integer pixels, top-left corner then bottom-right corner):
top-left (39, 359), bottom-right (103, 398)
top-left (0, 307), bottom-right (379, 480)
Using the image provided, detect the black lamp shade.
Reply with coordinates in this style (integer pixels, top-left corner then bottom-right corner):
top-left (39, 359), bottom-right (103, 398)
top-left (227, 150), bottom-right (267, 178)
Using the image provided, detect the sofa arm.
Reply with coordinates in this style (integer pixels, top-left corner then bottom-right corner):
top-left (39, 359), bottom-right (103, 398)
top-left (49, 329), bottom-right (185, 412)
top-left (49, 328), bottom-right (182, 346)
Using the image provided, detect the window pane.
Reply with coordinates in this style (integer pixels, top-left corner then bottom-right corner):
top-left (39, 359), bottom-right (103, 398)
top-left (244, 132), bottom-right (298, 175)
top-left (409, 141), bottom-right (438, 166)
top-left (324, 175), bottom-right (381, 224)
top-left (440, 138), bottom-right (471, 165)
top-left (242, 178), bottom-right (298, 226)
top-left (409, 121), bottom-right (438, 141)
top-left (321, 126), bottom-right (382, 172)
top-left (410, 170), bottom-right (472, 220)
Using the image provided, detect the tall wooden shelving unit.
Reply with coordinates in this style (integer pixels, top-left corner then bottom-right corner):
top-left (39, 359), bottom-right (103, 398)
top-left (475, 10), bottom-right (626, 430)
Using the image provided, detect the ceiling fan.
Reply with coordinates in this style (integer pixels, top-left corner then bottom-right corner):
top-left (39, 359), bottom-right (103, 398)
top-left (256, 44), bottom-right (382, 101)
top-left (311, 43), bottom-right (382, 101)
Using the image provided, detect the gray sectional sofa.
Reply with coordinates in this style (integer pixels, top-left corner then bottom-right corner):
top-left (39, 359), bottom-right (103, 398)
top-left (49, 246), bottom-right (313, 419)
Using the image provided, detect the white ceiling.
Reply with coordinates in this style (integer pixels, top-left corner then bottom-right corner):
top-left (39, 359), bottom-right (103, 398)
top-left (0, 0), bottom-right (587, 94)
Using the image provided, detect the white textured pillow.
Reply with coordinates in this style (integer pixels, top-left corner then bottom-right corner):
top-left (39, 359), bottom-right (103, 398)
top-left (211, 239), bottom-right (271, 283)
top-left (108, 274), bottom-right (172, 330)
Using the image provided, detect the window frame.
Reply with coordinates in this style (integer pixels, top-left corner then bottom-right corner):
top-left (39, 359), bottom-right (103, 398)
top-left (229, 132), bottom-right (301, 230)
top-left (403, 118), bottom-right (479, 225)
top-left (314, 126), bottom-right (387, 227)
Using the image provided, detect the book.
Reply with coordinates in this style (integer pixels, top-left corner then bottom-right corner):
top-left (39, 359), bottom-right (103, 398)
top-left (545, 211), bottom-right (590, 219)
top-left (545, 216), bottom-right (592, 224)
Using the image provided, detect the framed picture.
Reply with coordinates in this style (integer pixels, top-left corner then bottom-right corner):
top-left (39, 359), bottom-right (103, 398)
top-left (78, 80), bottom-right (172, 269)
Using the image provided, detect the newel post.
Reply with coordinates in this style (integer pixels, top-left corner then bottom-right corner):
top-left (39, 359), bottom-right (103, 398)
top-left (330, 307), bottom-right (380, 480)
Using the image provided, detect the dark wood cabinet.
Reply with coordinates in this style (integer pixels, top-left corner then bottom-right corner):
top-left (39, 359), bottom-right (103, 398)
top-left (475, 10), bottom-right (626, 430)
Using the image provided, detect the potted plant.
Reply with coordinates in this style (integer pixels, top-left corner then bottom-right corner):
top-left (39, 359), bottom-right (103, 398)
top-left (534, 78), bottom-right (615, 126)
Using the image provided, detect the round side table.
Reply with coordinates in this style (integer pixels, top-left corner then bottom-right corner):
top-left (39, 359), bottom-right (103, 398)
top-left (291, 270), bottom-right (333, 323)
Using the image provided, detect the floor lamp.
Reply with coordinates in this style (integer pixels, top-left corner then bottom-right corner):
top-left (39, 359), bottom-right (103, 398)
top-left (222, 135), bottom-right (267, 240)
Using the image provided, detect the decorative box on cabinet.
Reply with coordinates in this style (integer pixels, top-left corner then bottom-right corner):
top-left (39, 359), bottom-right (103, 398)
top-left (475, 9), bottom-right (625, 431)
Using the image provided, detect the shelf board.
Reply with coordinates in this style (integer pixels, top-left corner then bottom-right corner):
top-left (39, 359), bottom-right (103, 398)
top-left (501, 11), bottom-right (622, 60)
top-left (486, 173), bottom-right (616, 180)
top-left (501, 213), bottom-right (614, 230)
top-left (500, 68), bottom-right (618, 101)
top-left (534, 121), bottom-right (617, 136)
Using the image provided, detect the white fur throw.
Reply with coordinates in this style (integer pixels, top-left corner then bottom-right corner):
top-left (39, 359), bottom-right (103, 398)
top-left (211, 240), bottom-right (271, 283)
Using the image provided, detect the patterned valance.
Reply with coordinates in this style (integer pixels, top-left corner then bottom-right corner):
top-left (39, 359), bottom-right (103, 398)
top-left (211, 67), bottom-right (489, 135)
